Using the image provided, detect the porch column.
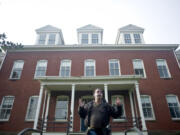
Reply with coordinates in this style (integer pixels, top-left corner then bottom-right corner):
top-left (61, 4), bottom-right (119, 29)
top-left (104, 84), bottom-right (108, 102)
top-left (34, 84), bottom-right (44, 129)
top-left (70, 84), bottom-right (75, 131)
top-left (129, 90), bottom-right (135, 126)
top-left (41, 90), bottom-right (47, 119)
top-left (44, 91), bottom-right (51, 131)
top-left (135, 83), bottom-right (147, 131)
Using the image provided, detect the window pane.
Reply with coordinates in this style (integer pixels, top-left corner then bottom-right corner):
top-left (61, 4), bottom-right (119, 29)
top-left (124, 34), bottom-right (131, 44)
top-left (60, 60), bottom-right (71, 77)
top-left (156, 60), bottom-right (170, 78)
top-left (10, 61), bottom-right (24, 79)
top-left (85, 60), bottom-right (95, 76)
top-left (133, 60), bottom-right (145, 77)
top-left (92, 34), bottom-right (98, 44)
top-left (55, 97), bottom-right (68, 120)
top-left (109, 60), bottom-right (120, 76)
top-left (82, 34), bottom-right (88, 44)
top-left (141, 96), bottom-right (154, 119)
top-left (39, 34), bottom-right (46, 44)
top-left (134, 34), bottom-right (141, 43)
top-left (166, 96), bottom-right (180, 118)
top-left (26, 96), bottom-right (38, 120)
top-left (48, 34), bottom-right (56, 45)
top-left (35, 61), bottom-right (47, 77)
top-left (0, 96), bottom-right (14, 120)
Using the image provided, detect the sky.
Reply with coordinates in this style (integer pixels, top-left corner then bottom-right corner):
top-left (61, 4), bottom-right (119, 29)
top-left (0, 0), bottom-right (180, 47)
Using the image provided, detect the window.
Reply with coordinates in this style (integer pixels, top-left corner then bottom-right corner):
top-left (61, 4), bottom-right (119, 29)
top-left (55, 96), bottom-right (69, 121)
top-left (85, 59), bottom-right (95, 77)
top-left (141, 95), bottom-right (155, 120)
top-left (133, 59), bottom-right (146, 78)
top-left (109, 59), bottom-right (120, 76)
top-left (166, 95), bottom-right (180, 119)
top-left (25, 96), bottom-right (38, 121)
top-left (111, 95), bottom-right (125, 120)
top-left (35, 60), bottom-right (47, 77)
top-left (48, 34), bottom-right (56, 45)
top-left (92, 34), bottom-right (98, 44)
top-left (60, 60), bottom-right (71, 77)
top-left (156, 59), bottom-right (171, 78)
top-left (38, 34), bottom-right (46, 45)
top-left (134, 34), bottom-right (141, 43)
top-left (81, 34), bottom-right (88, 44)
top-left (0, 96), bottom-right (15, 121)
top-left (124, 34), bottom-right (131, 44)
top-left (10, 60), bottom-right (24, 79)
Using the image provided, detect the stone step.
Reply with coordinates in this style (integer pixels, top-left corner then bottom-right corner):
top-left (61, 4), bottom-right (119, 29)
top-left (68, 132), bottom-right (86, 135)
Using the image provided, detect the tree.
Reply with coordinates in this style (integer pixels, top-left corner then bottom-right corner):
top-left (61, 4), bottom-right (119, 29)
top-left (0, 33), bottom-right (23, 52)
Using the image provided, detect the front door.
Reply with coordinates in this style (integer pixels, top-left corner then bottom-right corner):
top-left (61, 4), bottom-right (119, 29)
top-left (80, 95), bottom-right (93, 132)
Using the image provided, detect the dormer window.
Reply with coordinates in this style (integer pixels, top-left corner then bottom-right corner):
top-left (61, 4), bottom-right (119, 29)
top-left (48, 34), bottom-right (56, 45)
top-left (39, 34), bottom-right (46, 45)
top-left (134, 34), bottom-right (141, 43)
top-left (77, 24), bottom-right (103, 45)
top-left (124, 34), bottom-right (131, 44)
top-left (81, 34), bottom-right (88, 44)
top-left (35, 25), bottom-right (65, 45)
top-left (92, 34), bottom-right (98, 44)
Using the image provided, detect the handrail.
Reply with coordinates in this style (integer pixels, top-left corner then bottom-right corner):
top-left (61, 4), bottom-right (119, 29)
top-left (17, 128), bottom-right (42, 135)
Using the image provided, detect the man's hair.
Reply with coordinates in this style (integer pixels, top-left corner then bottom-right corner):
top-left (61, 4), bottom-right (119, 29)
top-left (93, 88), bottom-right (103, 94)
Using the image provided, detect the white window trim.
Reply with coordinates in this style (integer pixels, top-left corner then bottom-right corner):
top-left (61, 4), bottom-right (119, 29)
top-left (132, 59), bottom-right (147, 78)
top-left (156, 59), bottom-right (171, 78)
top-left (91, 33), bottom-right (99, 45)
top-left (166, 94), bottom-right (180, 120)
top-left (81, 33), bottom-right (89, 44)
top-left (55, 95), bottom-right (69, 122)
top-left (109, 59), bottom-right (121, 76)
top-left (0, 96), bottom-right (15, 121)
top-left (111, 95), bottom-right (126, 122)
top-left (9, 60), bottom-right (24, 80)
top-left (124, 33), bottom-right (132, 44)
top-left (48, 33), bottom-right (56, 45)
top-left (141, 95), bottom-right (156, 121)
top-left (133, 33), bottom-right (142, 44)
top-left (25, 96), bottom-right (39, 121)
top-left (84, 59), bottom-right (96, 77)
top-left (34, 60), bottom-right (48, 78)
top-left (59, 59), bottom-right (72, 77)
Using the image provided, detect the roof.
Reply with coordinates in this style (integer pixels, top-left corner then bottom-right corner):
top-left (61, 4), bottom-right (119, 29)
top-left (77, 24), bottom-right (103, 31)
top-left (119, 24), bottom-right (144, 32)
top-left (36, 25), bottom-right (62, 32)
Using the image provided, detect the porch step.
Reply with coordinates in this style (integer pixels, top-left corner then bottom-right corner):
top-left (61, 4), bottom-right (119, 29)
top-left (68, 132), bottom-right (86, 135)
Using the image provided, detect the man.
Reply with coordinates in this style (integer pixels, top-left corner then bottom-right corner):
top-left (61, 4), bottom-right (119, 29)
top-left (78, 88), bottom-right (123, 135)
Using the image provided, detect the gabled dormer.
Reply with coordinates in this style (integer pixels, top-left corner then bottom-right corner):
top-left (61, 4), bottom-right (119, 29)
top-left (35, 25), bottom-right (64, 45)
top-left (115, 24), bottom-right (145, 44)
top-left (77, 24), bottom-right (103, 45)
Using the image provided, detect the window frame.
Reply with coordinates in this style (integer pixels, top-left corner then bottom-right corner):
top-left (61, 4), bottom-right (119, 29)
top-left (132, 59), bottom-right (147, 78)
top-left (111, 95), bottom-right (126, 122)
top-left (156, 59), bottom-right (171, 78)
top-left (48, 33), bottom-right (56, 45)
top-left (59, 59), bottom-right (71, 77)
top-left (34, 60), bottom-right (48, 78)
top-left (84, 59), bottom-right (96, 77)
top-left (141, 95), bottom-right (156, 121)
top-left (91, 34), bottom-right (99, 44)
top-left (0, 96), bottom-right (15, 121)
top-left (38, 34), bottom-right (46, 45)
top-left (134, 33), bottom-right (141, 44)
top-left (81, 34), bottom-right (89, 44)
top-left (55, 96), bottom-right (69, 122)
top-left (124, 34), bottom-right (132, 44)
top-left (9, 60), bottom-right (24, 80)
top-left (109, 59), bottom-right (121, 76)
top-left (166, 94), bottom-right (180, 120)
top-left (25, 96), bottom-right (39, 121)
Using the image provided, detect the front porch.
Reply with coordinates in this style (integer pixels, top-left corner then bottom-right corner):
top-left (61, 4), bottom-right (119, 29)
top-left (33, 75), bottom-right (147, 134)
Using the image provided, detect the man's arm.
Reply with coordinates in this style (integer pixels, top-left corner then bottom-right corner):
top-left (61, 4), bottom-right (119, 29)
top-left (109, 97), bottom-right (123, 118)
top-left (78, 99), bottom-right (87, 119)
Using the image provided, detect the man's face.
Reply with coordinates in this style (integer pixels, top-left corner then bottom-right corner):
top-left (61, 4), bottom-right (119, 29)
top-left (94, 89), bottom-right (103, 99)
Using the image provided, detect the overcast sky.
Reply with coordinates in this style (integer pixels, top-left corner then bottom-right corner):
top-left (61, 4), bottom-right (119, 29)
top-left (0, 0), bottom-right (180, 46)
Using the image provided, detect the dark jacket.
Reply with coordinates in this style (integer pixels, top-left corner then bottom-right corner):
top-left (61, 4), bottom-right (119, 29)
top-left (78, 100), bottom-right (123, 128)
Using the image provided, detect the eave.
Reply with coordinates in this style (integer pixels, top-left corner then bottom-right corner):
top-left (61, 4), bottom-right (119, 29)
top-left (6, 44), bottom-right (179, 52)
